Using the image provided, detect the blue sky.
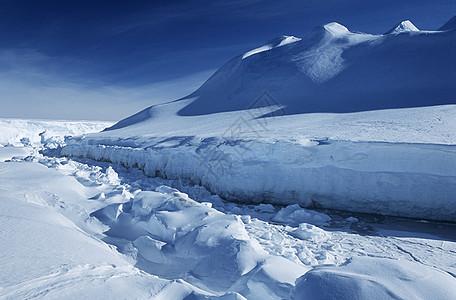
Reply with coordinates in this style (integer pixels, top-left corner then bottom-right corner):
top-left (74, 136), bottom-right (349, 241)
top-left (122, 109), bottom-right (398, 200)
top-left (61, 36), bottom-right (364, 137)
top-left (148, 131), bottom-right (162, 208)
top-left (0, 0), bottom-right (455, 120)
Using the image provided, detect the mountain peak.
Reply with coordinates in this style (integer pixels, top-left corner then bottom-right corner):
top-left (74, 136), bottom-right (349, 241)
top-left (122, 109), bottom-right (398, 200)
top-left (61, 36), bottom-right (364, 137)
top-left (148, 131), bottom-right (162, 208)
top-left (385, 20), bottom-right (419, 34)
top-left (439, 15), bottom-right (456, 31)
top-left (302, 22), bottom-right (350, 44)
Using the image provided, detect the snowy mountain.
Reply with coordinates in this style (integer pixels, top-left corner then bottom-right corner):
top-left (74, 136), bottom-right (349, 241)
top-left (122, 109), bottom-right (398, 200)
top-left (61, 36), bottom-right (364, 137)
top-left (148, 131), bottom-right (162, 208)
top-left (176, 18), bottom-right (456, 117)
top-left (2, 16), bottom-right (456, 300)
top-left (109, 16), bottom-right (456, 131)
top-left (63, 17), bottom-right (456, 222)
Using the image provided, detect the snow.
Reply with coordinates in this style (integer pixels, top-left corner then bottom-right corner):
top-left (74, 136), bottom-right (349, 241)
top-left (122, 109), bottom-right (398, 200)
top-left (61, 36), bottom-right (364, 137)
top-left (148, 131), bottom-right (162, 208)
top-left (385, 20), bottom-right (420, 34)
top-left (321, 22), bottom-right (350, 36)
top-left (0, 162), bottom-right (187, 299)
top-left (2, 15), bottom-right (456, 299)
top-left (59, 17), bottom-right (456, 222)
top-left (273, 204), bottom-right (331, 226)
top-left (242, 35), bottom-right (301, 59)
top-left (61, 104), bottom-right (456, 221)
top-left (178, 17), bottom-right (455, 116)
top-left (1, 120), bottom-right (456, 298)
top-left (0, 118), bottom-right (112, 147)
top-left (293, 256), bottom-right (456, 300)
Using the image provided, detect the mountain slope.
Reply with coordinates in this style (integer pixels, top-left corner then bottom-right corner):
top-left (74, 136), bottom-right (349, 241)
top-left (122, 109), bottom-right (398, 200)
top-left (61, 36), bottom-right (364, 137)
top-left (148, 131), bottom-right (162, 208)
top-left (177, 18), bottom-right (456, 117)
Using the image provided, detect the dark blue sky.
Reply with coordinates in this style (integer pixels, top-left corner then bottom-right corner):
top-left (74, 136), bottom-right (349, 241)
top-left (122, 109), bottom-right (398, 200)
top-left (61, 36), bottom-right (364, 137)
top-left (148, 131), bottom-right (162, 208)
top-left (0, 0), bottom-right (455, 120)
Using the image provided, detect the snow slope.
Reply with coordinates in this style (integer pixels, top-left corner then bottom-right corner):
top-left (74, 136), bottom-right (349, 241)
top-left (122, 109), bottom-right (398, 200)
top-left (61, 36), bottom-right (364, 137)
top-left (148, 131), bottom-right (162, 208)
top-left (62, 17), bottom-right (456, 222)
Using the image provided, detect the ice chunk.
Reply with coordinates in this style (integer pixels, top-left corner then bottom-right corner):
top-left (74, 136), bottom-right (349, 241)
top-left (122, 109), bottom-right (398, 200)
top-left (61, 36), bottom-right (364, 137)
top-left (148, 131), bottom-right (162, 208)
top-left (273, 204), bottom-right (331, 226)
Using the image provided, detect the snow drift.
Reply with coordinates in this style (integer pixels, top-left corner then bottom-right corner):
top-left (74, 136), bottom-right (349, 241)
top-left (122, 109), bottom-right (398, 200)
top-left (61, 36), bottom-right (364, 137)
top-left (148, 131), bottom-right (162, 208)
top-left (63, 17), bottom-right (456, 221)
top-left (292, 256), bottom-right (456, 300)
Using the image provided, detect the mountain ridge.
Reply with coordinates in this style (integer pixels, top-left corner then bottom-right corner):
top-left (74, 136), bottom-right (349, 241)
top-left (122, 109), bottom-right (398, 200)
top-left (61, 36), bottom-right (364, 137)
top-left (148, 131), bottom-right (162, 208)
top-left (107, 16), bottom-right (456, 131)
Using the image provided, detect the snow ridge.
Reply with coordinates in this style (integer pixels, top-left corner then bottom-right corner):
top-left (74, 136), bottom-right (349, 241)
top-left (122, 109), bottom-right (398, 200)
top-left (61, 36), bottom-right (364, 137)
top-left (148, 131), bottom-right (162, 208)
top-left (439, 15), bottom-right (456, 31)
top-left (242, 35), bottom-right (301, 59)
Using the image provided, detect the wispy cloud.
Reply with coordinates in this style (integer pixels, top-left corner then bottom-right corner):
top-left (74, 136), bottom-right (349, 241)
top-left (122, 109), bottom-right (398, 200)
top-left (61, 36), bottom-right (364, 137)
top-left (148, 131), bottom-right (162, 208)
top-left (100, 0), bottom-right (315, 36)
top-left (0, 48), bottom-right (214, 121)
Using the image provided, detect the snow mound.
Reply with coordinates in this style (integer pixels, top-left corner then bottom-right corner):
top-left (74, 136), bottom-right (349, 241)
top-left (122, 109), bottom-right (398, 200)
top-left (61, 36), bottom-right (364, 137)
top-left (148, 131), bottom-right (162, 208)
top-left (273, 204), bottom-right (331, 226)
top-left (289, 223), bottom-right (330, 242)
top-left (292, 256), bottom-right (456, 300)
top-left (385, 20), bottom-right (419, 34)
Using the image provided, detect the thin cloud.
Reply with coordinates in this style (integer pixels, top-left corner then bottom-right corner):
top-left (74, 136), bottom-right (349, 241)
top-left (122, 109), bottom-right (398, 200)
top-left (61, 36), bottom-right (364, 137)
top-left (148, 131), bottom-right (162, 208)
top-left (101, 0), bottom-right (325, 36)
top-left (0, 49), bottom-right (215, 121)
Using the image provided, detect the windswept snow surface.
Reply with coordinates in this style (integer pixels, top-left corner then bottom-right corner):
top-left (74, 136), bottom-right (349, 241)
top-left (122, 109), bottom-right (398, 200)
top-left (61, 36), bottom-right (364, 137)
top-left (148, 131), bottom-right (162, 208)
top-left (1, 120), bottom-right (456, 299)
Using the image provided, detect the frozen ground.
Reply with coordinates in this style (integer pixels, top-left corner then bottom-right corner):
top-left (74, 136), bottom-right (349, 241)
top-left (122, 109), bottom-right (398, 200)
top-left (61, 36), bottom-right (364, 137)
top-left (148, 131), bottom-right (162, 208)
top-left (1, 120), bottom-right (456, 299)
